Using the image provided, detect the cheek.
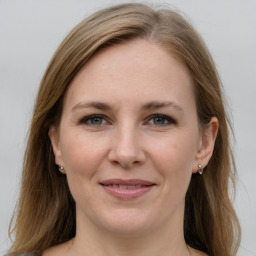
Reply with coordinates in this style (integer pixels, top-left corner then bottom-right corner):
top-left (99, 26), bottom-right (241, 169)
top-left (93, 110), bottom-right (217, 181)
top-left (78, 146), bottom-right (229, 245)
top-left (151, 131), bottom-right (198, 182)
top-left (58, 130), bottom-right (109, 205)
top-left (59, 129), bottom-right (107, 178)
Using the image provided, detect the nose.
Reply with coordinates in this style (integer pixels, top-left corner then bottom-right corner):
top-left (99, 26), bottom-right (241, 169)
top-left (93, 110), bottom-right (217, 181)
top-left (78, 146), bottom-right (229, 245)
top-left (108, 125), bottom-right (146, 169)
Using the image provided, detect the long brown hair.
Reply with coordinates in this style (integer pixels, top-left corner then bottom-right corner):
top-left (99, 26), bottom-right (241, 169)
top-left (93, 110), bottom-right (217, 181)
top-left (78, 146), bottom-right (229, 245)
top-left (8, 3), bottom-right (241, 256)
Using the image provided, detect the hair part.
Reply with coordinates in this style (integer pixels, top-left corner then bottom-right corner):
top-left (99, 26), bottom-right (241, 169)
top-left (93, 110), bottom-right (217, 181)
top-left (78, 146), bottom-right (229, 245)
top-left (8, 3), bottom-right (240, 256)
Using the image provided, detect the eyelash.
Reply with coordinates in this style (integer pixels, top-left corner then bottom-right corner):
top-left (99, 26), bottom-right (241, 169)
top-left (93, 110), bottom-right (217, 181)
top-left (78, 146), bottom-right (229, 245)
top-left (147, 114), bottom-right (176, 126)
top-left (79, 114), bottom-right (176, 127)
top-left (79, 114), bottom-right (109, 126)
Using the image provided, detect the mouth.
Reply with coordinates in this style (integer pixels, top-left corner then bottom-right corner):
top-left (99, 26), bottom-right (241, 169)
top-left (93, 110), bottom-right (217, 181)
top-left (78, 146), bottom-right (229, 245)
top-left (99, 179), bottom-right (156, 200)
top-left (102, 184), bottom-right (147, 189)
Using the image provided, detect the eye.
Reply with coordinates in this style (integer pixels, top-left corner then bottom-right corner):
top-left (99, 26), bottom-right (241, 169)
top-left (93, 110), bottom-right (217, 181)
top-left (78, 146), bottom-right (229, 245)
top-left (147, 114), bottom-right (176, 126)
top-left (79, 114), bottom-right (108, 126)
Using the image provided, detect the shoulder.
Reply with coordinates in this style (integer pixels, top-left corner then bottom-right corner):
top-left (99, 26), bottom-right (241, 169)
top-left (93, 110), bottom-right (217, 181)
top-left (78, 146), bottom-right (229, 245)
top-left (188, 246), bottom-right (208, 256)
top-left (10, 253), bottom-right (41, 256)
top-left (42, 240), bottom-right (72, 256)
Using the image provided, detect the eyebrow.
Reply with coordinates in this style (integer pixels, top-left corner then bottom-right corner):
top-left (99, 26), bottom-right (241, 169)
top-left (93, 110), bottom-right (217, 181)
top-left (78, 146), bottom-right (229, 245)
top-left (72, 101), bottom-right (112, 111)
top-left (141, 101), bottom-right (183, 112)
top-left (72, 100), bottom-right (184, 112)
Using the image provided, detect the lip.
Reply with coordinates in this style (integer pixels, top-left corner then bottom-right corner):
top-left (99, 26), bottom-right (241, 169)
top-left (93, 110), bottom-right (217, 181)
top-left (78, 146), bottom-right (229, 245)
top-left (100, 179), bottom-right (156, 200)
top-left (100, 179), bottom-right (155, 186)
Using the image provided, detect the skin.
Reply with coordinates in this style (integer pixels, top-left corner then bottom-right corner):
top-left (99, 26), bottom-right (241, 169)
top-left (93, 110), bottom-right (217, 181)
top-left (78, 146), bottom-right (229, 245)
top-left (47, 39), bottom-right (218, 256)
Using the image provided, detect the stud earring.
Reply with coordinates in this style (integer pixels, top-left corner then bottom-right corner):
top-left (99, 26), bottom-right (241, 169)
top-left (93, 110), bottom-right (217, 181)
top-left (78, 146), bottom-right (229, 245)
top-left (198, 164), bottom-right (203, 175)
top-left (57, 163), bottom-right (64, 173)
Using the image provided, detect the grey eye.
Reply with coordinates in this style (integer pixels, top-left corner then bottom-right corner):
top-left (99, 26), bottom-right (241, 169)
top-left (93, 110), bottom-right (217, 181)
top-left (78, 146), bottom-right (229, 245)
top-left (147, 114), bottom-right (176, 126)
top-left (90, 117), bottom-right (104, 125)
top-left (152, 117), bottom-right (168, 125)
top-left (80, 115), bottom-right (108, 126)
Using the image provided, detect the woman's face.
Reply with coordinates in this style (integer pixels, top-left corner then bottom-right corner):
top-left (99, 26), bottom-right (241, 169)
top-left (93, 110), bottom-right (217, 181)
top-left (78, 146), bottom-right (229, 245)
top-left (50, 40), bottom-right (215, 236)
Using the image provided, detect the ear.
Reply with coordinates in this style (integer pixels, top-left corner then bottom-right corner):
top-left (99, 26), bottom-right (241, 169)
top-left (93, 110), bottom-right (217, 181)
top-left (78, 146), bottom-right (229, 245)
top-left (192, 117), bottom-right (219, 173)
top-left (48, 125), bottom-right (65, 174)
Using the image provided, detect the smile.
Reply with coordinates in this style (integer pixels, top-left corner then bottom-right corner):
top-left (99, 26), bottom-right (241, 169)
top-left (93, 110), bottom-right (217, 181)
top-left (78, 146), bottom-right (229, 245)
top-left (105, 184), bottom-right (144, 189)
top-left (100, 179), bottom-right (155, 200)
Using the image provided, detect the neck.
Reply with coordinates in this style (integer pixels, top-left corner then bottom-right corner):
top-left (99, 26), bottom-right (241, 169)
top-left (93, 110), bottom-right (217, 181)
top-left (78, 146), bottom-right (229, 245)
top-left (69, 208), bottom-right (190, 256)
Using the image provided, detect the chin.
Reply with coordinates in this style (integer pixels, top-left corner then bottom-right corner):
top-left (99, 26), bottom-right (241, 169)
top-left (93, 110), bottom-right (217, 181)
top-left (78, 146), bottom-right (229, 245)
top-left (94, 208), bottom-right (156, 237)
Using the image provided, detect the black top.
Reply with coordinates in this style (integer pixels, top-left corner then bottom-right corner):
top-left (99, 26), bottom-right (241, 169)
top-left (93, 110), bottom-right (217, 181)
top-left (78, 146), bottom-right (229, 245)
top-left (10, 253), bottom-right (41, 256)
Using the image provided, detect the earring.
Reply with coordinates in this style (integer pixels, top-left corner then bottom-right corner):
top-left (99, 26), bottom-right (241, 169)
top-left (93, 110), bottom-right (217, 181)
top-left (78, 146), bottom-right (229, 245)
top-left (57, 163), bottom-right (64, 173)
top-left (198, 164), bottom-right (204, 175)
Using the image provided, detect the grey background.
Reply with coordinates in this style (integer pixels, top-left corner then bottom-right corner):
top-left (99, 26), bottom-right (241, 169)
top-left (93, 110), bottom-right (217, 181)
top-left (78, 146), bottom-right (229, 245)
top-left (0, 0), bottom-right (255, 255)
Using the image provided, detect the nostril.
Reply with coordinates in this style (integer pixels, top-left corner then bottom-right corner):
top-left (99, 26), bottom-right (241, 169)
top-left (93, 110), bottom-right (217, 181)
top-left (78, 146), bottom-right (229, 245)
top-left (111, 160), bottom-right (121, 166)
top-left (110, 158), bottom-right (142, 169)
top-left (107, 140), bottom-right (146, 168)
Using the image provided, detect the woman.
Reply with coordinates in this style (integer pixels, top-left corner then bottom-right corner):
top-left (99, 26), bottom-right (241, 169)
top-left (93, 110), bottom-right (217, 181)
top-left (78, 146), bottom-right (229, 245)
top-left (8, 3), bottom-right (241, 256)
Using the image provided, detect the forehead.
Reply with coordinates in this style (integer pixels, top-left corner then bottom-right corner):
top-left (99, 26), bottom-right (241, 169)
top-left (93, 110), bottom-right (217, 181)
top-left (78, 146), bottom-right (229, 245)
top-left (64, 39), bottom-right (195, 111)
